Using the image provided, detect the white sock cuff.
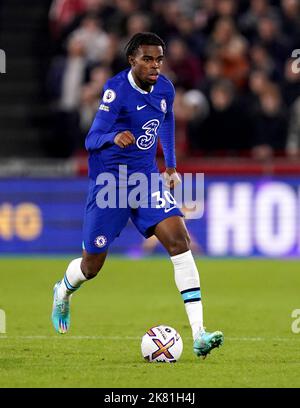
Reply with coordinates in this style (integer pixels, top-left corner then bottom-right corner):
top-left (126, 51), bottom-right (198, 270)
top-left (170, 250), bottom-right (200, 292)
top-left (65, 258), bottom-right (87, 288)
top-left (171, 250), bottom-right (203, 337)
top-left (170, 250), bottom-right (192, 264)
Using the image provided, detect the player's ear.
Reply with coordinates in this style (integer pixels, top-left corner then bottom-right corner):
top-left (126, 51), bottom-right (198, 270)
top-left (128, 55), bottom-right (135, 67)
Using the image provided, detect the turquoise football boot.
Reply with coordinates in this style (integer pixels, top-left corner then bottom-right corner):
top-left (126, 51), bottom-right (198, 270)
top-left (193, 330), bottom-right (224, 358)
top-left (51, 282), bottom-right (71, 334)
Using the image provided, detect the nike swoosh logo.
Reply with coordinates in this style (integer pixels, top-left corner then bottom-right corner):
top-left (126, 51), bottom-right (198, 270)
top-left (137, 104), bottom-right (147, 111)
top-left (164, 206), bottom-right (176, 213)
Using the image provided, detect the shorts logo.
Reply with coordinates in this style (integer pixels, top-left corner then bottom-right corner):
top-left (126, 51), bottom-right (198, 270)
top-left (160, 99), bottom-right (167, 113)
top-left (94, 235), bottom-right (107, 248)
top-left (136, 119), bottom-right (160, 150)
top-left (103, 89), bottom-right (116, 103)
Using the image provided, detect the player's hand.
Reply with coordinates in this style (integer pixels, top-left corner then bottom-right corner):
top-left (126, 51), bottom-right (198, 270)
top-left (162, 168), bottom-right (181, 189)
top-left (114, 131), bottom-right (135, 148)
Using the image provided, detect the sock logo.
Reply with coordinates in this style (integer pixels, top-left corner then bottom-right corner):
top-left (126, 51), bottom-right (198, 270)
top-left (94, 235), bottom-right (107, 248)
top-left (181, 287), bottom-right (201, 303)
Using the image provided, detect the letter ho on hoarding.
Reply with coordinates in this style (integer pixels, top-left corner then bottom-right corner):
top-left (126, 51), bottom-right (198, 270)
top-left (0, 49), bottom-right (6, 73)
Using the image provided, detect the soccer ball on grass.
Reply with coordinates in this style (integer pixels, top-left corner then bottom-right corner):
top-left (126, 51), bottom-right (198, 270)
top-left (141, 325), bottom-right (183, 363)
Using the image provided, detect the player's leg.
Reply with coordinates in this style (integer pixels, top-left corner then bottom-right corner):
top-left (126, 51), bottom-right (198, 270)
top-left (154, 215), bottom-right (224, 358)
top-left (52, 185), bottom-right (130, 334)
top-left (56, 250), bottom-right (107, 300)
top-left (153, 216), bottom-right (203, 337)
top-left (52, 251), bottom-right (107, 334)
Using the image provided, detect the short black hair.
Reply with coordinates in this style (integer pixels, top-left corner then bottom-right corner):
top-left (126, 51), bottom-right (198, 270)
top-left (125, 32), bottom-right (166, 59)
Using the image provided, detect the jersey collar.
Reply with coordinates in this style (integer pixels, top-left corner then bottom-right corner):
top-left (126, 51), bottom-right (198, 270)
top-left (128, 70), bottom-right (154, 94)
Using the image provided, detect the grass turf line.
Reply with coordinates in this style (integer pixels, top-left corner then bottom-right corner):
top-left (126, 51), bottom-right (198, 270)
top-left (0, 258), bottom-right (299, 388)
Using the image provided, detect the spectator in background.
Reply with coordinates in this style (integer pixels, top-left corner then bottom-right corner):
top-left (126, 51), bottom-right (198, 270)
top-left (101, 12), bottom-right (150, 75)
top-left (252, 84), bottom-right (288, 160)
top-left (59, 0), bottom-right (116, 40)
top-left (118, 12), bottom-right (152, 53)
top-left (46, 0), bottom-right (299, 159)
top-left (176, 13), bottom-right (206, 58)
top-left (176, 0), bottom-right (197, 16)
top-left (249, 43), bottom-right (279, 80)
top-left (183, 89), bottom-right (210, 154)
top-left (245, 69), bottom-right (272, 115)
top-left (193, 0), bottom-right (218, 36)
top-left (200, 56), bottom-right (223, 96)
top-left (188, 79), bottom-right (252, 154)
top-left (167, 37), bottom-right (203, 89)
top-left (108, 0), bottom-right (140, 36)
top-left (183, 90), bottom-right (209, 124)
top-left (154, 0), bottom-right (181, 40)
top-left (82, 0), bottom-right (116, 31)
top-left (79, 65), bottom-right (112, 135)
top-left (170, 88), bottom-right (190, 159)
top-left (49, 0), bottom-right (86, 39)
top-left (126, 12), bottom-right (151, 38)
top-left (171, 88), bottom-right (209, 158)
top-left (206, 17), bottom-right (249, 89)
top-left (280, 0), bottom-right (300, 49)
top-left (215, 0), bottom-right (238, 19)
top-left (71, 14), bottom-right (110, 64)
top-left (254, 16), bottom-right (291, 76)
top-left (79, 84), bottom-right (100, 136)
top-left (238, 0), bottom-right (279, 40)
top-left (286, 97), bottom-right (300, 157)
top-left (88, 64), bottom-right (112, 93)
top-left (281, 58), bottom-right (300, 107)
top-left (47, 35), bottom-right (88, 156)
top-left (146, 0), bottom-right (166, 38)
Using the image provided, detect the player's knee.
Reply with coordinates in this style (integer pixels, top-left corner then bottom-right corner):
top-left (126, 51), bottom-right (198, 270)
top-left (167, 234), bottom-right (191, 257)
top-left (81, 263), bottom-right (101, 279)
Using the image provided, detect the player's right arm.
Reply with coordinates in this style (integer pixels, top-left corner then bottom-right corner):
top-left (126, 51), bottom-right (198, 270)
top-left (85, 83), bottom-right (134, 151)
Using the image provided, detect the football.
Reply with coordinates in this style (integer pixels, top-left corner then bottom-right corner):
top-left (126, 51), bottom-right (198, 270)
top-left (141, 325), bottom-right (183, 363)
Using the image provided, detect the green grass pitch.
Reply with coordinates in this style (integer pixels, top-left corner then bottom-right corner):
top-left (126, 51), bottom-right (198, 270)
top-left (0, 257), bottom-right (300, 388)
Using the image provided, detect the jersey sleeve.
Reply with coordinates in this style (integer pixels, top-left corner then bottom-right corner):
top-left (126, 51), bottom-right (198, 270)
top-left (85, 82), bottom-right (123, 151)
top-left (159, 84), bottom-right (176, 168)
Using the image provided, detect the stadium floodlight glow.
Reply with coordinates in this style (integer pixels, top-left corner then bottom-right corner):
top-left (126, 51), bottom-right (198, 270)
top-left (0, 49), bottom-right (6, 74)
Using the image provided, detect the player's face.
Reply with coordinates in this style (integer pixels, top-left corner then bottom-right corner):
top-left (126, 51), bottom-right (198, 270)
top-left (129, 45), bottom-right (164, 91)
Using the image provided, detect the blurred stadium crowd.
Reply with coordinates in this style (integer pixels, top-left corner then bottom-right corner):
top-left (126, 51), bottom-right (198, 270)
top-left (47, 0), bottom-right (300, 160)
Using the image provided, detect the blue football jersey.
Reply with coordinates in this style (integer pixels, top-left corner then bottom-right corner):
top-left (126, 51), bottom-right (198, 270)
top-left (85, 68), bottom-right (176, 180)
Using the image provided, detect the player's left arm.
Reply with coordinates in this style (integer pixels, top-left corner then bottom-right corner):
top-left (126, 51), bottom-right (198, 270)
top-left (159, 86), bottom-right (181, 188)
